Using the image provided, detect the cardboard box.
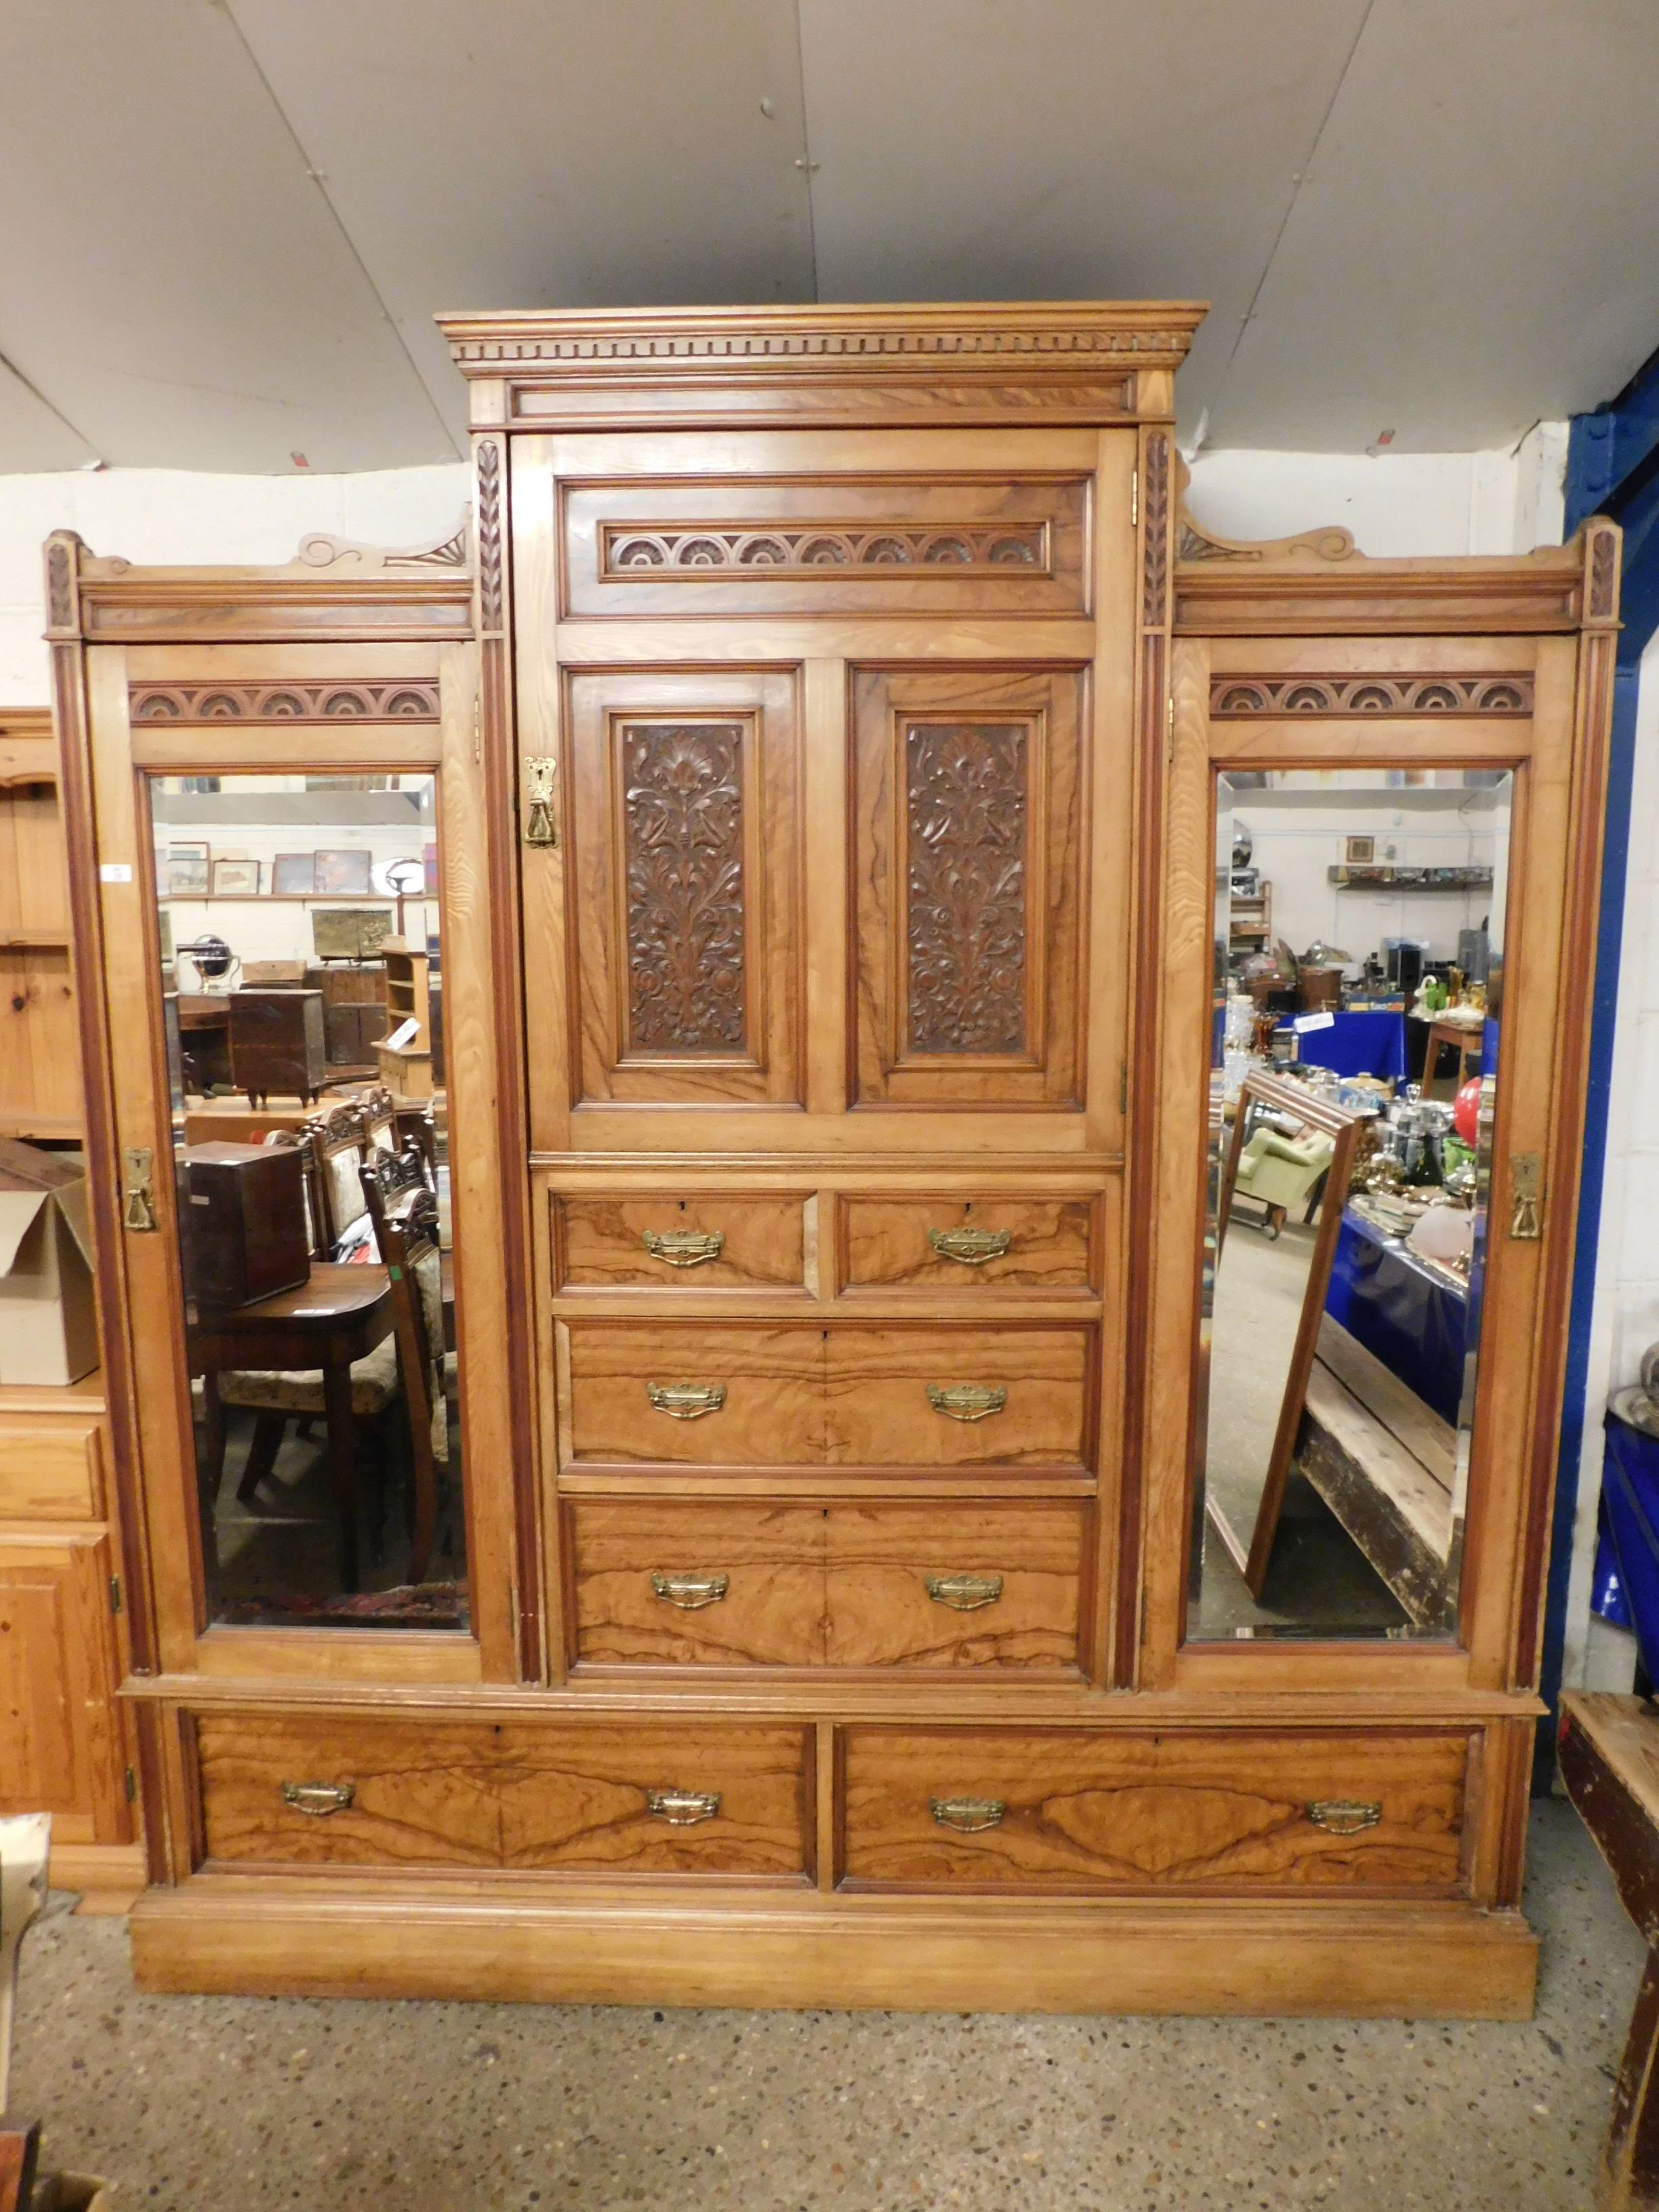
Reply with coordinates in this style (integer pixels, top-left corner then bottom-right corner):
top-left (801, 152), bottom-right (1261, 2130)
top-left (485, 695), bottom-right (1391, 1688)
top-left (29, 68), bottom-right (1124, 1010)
top-left (0, 1140), bottom-right (98, 1385)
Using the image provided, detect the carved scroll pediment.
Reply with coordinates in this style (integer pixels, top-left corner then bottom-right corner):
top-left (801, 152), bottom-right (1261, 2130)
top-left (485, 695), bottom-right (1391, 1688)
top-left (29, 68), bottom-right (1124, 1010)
top-left (295, 516), bottom-right (471, 573)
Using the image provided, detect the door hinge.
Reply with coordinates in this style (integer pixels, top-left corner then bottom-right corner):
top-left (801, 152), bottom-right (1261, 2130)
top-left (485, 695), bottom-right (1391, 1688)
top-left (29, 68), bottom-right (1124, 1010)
top-left (1120, 1063), bottom-right (1128, 1114)
top-left (123, 1765), bottom-right (138, 1803)
top-left (108, 1574), bottom-right (122, 1615)
top-left (1130, 470), bottom-right (1139, 529)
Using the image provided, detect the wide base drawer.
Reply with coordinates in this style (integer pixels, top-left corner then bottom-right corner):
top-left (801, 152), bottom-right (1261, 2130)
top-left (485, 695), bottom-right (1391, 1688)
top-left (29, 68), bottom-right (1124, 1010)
top-left (840, 1727), bottom-right (1469, 1892)
top-left (195, 1713), bottom-right (812, 1878)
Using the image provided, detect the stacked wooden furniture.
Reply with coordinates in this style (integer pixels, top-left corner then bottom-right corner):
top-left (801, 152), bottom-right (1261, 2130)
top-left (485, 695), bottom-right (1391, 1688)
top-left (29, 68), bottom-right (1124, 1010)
top-left (50, 304), bottom-right (1618, 2013)
top-left (0, 709), bottom-right (139, 1906)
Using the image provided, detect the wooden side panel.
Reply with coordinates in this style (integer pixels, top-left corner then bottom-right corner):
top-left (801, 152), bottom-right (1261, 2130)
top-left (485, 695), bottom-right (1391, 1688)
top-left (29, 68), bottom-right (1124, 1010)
top-left (562, 667), bottom-right (804, 1106)
top-left (851, 664), bottom-right (1089, 1108)
top-left (567, 1499), bottom-right (827, 1665)
top-left (842, 1727), bottom-right (1469, 1891)
top-left (0, 1414), bottom-right (104, 1518)
top-left (824, 1502), bottom-right (1086, 1669)
top-left (0, 1532), bottom-right (127, 1843)
top-left (0, 946), bottom-right (80, 1134)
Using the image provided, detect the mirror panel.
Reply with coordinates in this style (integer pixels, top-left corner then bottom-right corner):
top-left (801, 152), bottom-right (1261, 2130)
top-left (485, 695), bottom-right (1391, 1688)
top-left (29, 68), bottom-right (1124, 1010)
top-left (148, 771), bottom-right (468, 1631)
top-left (1189, 767), bottom-right (1511, 1641)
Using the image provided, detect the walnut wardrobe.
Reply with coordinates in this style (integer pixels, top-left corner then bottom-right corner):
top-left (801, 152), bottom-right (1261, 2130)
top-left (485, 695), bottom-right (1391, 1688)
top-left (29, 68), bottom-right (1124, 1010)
top-left (51, 303), bottom-right (1618, 2015)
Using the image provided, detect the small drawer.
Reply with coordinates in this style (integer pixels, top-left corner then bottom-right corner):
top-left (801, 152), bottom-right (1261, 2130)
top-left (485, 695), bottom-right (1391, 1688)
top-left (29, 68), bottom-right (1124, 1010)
top-left (825, 1503), bottom-right (1086, 1669)
top-left (568, 1500), bottom-right (827, 1666)
top-left (564, 1323), bottom-right (824, 1465)
top-left (197, 1712), bottom-right (812, 1877)
top-left (825, 1327), bottom-right (1091, 1469)
top-left (555, 1194), bottom-right (808, 1292)
top-left (0, 1416), bottom-right (104, 1519)
top-left (841, 1728), bottom-right (1469, 1892)
top-left (839, 1197), bottom-right (1096, 1295)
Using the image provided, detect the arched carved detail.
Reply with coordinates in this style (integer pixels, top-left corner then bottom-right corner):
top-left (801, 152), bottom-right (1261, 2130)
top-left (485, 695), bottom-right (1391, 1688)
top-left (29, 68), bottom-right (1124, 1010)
top-left (1210, 674), bottom-right (1534, 718)
top-left (602, 523), bottom-right (1047, 577)
top-left (128, 682), bottom-right (440, 724)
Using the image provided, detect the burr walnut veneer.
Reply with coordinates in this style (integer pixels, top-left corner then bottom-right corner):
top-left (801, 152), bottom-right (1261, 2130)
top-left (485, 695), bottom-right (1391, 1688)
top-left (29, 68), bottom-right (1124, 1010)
top-left (49, 303), bottom-right (1619, 2014)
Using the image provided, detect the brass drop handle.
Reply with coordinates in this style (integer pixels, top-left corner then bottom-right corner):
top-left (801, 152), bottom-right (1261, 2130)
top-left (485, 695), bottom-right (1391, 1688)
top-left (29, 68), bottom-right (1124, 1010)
top-left (928, 1226), bottom-right (1012, 1266)
top-left (1509, 1152), bottom-right (1543, 1240)
top-left (647, 1788), bottom-right (721, 1826)
top-left (524, 754), bottom-right (559, 847)
top-left (1305, 1799), bottom-right (1382, 1835)
top-left (281, 1780), bottom-right (354, 1818)
top-left (647, 1382), bottom-right (727, 1420)
top-left (642, 1229), bottom-right (724, 1268)
top-left (930, 1797), bottom-right (1006, 1834)
top-left (925, 1572), bottom-right (1004, 1612)
top-left (121, 1147), bottom-right (158, 1233)
top-left (651, 1571), bottom-right (730, 1610)
top-left (927, 1382), bottom-right (1007, 1422)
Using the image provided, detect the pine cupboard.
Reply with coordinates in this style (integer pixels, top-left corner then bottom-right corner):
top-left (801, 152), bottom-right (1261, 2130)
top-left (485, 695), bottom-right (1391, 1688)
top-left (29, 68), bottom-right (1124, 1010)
top-left (49, 304), bottom-right (1618, 2015)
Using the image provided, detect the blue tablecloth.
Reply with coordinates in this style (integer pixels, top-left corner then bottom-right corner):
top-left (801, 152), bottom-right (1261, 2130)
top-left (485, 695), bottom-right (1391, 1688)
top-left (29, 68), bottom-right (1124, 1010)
top-left (1274, 1008), bottom-right (1408, 1081)
top-left (1324, 1209), bottom-right (1469, 1425)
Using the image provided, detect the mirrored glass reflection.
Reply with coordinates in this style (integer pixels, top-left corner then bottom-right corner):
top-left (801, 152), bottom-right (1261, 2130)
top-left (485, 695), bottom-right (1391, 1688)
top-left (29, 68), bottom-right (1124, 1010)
top-left (150, 772), bottom-right (467, 1630)
top-left (1189, 768), bottom-right (1511, 1641)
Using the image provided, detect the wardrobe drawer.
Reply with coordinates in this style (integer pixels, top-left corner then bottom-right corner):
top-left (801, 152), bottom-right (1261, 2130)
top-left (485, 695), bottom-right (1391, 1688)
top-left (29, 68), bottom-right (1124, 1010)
top-left (0, 1415), bottom-right (104, 1519)
top-left (826, 1328), bottom-right (1091, 1468)
top-left (555, 1194), bottom-right (808, 1292)
top-left (839, 1197), bottom-right (1096, 1295)
top-left (196, 1713), bottom-right (812, 1877)
top-left (568, 1500), bottom-right (827, 1666)
top-left (840, 1728), bottom-right (1469, 1892)
top-left (565, 1324), bottom-right (823, 1465)
top-left (824, 1504), bottom-right (1086, 1668)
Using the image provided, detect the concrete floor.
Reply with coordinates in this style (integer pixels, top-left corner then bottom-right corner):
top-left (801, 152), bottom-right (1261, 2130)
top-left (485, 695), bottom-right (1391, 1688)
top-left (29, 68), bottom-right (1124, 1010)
top-left (7, 1802), bottom-right (1643, 2211)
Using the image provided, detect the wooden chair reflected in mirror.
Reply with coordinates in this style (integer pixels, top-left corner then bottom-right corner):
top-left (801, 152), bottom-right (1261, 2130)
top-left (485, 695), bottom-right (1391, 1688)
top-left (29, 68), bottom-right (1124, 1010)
top-left (1208, 1071), bottom-right (1368, 1598)
top-left (360, 1158), bottom-right (450, 1584)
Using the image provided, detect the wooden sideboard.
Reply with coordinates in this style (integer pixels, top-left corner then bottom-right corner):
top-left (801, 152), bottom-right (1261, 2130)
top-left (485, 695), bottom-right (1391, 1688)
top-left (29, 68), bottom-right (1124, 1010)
top-left (47, 302), bottom-right (1618, 2012)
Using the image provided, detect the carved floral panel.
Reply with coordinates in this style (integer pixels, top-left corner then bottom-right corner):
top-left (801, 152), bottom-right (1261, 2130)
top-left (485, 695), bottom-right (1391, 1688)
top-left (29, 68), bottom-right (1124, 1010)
top-left (904, 721), bottom-right (1029, 1056)
top-left (621, 721), bottom-right (747, 1054)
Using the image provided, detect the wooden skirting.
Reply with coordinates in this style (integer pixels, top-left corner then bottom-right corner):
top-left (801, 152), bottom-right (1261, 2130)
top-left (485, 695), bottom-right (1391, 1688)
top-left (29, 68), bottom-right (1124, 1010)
top-left (131, 1881), bottom-right (1538, 2018)
top-left (50, 1841), bottom-right (146, 1912)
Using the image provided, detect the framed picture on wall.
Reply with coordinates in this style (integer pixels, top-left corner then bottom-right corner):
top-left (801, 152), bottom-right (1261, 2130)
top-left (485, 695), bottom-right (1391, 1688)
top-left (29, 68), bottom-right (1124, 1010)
top-left (211, 857), bottom-right (260, 896)
top-left (314, 848), bottom-right (373, 895)
top-left (272, 852), bottom-right (316, 895)
top-left (166, 842), bottom-right (210, 896)
top-left (1345, 835), bottom-right (1376, 863)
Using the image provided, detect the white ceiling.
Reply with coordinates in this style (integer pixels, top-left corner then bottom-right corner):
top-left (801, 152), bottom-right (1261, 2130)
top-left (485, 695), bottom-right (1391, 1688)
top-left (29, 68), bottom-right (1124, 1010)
top-left (0, 0), bottom-right (1654, 473)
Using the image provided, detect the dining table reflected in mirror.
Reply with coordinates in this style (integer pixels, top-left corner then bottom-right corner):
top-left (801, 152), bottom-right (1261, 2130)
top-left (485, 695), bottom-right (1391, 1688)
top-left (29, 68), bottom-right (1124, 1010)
top-left (148, 770), bottom-right (468, 1631)
top-left (1190, 767), bottom-right (1511, 1642)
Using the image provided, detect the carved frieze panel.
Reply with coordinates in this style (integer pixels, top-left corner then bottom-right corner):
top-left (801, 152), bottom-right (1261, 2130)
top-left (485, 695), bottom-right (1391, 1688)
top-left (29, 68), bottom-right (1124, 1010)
top-left (129, 682), bottom-right (440, 723)
top-left (559, 465), bottom-right (1090, 619)
top-left (904, 722), bottom-right (1029, 1057)
top-left (603, 523), bottom-right (1047, 578)
top-left (620, 721), bottom-right (747, 1055)
top-left (1210, 674), bottom-right (1534, 718)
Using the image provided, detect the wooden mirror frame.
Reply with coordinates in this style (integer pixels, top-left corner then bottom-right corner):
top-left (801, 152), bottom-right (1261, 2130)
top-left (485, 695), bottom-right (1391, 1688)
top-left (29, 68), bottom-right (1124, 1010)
top-left (1207, 1068), bottom-right (1368, 1596)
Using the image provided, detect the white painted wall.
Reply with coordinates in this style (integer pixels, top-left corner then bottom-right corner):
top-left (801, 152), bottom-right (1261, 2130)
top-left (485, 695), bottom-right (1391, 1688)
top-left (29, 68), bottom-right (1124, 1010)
top-left (0, 424), bottom-right (1642, 1691)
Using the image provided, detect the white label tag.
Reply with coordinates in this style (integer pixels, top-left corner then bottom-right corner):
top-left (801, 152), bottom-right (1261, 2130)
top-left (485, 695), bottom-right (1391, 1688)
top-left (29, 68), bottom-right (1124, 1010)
top-left (1294, 1010), bottom-right (1336, 1033)
top-left (386, 1017), bottom-right (419, 1050)
top-left (98, 862), bottom-right (132, 884)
